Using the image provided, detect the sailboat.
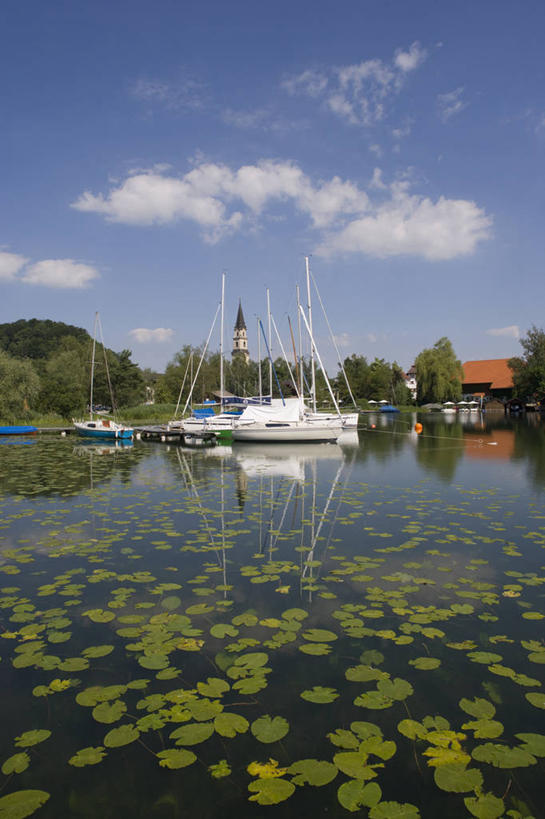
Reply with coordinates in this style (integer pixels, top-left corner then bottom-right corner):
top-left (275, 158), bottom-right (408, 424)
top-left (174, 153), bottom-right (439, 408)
top-left (74, 313), bottom-right (134, 440)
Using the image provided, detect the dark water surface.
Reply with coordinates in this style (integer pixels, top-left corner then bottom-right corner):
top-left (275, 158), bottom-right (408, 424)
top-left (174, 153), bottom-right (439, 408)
top-left (0, 412), bottom-right (544, 818)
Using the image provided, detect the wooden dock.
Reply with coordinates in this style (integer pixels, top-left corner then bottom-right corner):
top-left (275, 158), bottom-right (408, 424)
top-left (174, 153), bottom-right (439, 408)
top-left (134, 426), bottom-right (216, 447)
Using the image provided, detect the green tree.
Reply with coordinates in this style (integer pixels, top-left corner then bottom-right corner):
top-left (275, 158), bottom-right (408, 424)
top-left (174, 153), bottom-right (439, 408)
top-left (509, 326), bottom-right (545, 400)
top-left (39, 338), bottom-right (88, 417)
top-left (0, 349), bottom-right (41, 421)
top-left (415, 337), bottom-right (462, 404)
top-left (335, 355), bottom-right (369, 403)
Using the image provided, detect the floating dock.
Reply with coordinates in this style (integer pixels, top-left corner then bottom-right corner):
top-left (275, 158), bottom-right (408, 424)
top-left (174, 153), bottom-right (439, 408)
top-left (134, 426), bottom-right (216, 447)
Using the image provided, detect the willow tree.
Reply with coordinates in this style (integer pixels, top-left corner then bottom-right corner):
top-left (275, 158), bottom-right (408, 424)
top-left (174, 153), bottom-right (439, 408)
top-left (415, 337), bottom-right (462, 404)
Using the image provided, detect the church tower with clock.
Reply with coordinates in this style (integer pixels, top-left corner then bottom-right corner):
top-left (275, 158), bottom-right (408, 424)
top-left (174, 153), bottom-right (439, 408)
top-left (232, 300), bottom-right (249, 364)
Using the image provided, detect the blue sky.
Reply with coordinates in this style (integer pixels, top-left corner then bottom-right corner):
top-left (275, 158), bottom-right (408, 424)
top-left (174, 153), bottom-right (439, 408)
top-left (1, 0), bottom-right (544, 374)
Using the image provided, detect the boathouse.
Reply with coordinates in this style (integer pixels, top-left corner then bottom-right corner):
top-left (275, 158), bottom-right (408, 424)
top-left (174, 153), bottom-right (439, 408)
top-left (461, 358), bottom-right (514, 400)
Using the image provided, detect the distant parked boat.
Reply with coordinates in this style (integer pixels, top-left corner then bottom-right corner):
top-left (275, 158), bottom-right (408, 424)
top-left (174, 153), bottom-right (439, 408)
top-left (0, 425), bottom-right (37, 435)
top-left (379, 404), bottom-right (400, 413)
top-left (74, 313), bottom-right (133, 441)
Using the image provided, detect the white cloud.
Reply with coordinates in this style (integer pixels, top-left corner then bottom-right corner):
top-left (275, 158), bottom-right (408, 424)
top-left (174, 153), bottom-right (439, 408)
top-left (129, 328), bottom-right (174, 343)
top-left (282, 43), bottom-right (427, 127)
top-left (21, 259), bottom-right (99, 288)
top-left (281, 69), bottom-right (328, 97)
top-left (131, 73), bottom-right (206, 111)
top-left (367, 333), bottom-right (378, 343)
top-left (437, 87), bottom-right (467, 122)
top-left (0, 250), bottom-right (28, 280)
top-left (333, 332), bottom-right (350, 348)
top-left (394, 42), bottom-right (427, 72)
top-left (73, 161), bottom-right (491, 260)
top-left (318, 181), bottom-right (492, 261)
top-left (486, 325), bottom-right (519, 338)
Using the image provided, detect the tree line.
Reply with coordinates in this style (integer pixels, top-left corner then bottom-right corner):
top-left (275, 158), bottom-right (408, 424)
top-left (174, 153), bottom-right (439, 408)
top-left (2, 319), bottom-right (545, 421)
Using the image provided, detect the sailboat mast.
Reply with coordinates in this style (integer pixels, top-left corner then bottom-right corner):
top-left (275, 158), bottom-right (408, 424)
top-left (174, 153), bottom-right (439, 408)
top-left (296, 284), bottom-right (303, 400)
top-left (267, 288), bottom-right (273, 399)
top-left (220, 272), bottom-right (225, 409)
top-left (89, 312), bottom-right (98, 420)
top-left (305, 256), bottom-right (316, 413)
top-left (257, 316), bottom-right (262, 403)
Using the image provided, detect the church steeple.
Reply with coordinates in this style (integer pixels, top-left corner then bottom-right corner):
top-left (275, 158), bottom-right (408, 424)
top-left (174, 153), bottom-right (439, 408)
top-left (232, 299), bottom-right (249, 363)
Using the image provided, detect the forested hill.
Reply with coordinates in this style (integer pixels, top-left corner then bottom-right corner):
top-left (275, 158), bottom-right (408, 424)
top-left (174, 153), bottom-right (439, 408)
top-left (0, 319), bottom-right (90, 359)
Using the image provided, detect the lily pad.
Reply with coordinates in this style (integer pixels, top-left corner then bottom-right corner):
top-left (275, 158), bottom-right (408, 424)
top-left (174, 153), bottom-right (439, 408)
top-left (103, 724), bottom-right (140, 748)
top-left (459, 698), bottom-right (496, 719)
top-left (337, 780), bottom-right (381, 812)
top-left (471, 743), bottom-right (536, 768)
top-left (0, 789), bottom-right (50, 818)
top-left (409, 658), bottom-right (441, 671)
top-left (157, 748), bottom-right (197, 769)
top-left (300, 686), bottom-right (339, 704)
top-left (288, 759), bottom-right (337, 787)
top-left (515, 733), bottom-right (545, 757)
top-left (170, 722), bottom-right (214, 745)
top-left (214, 713), bottom-right (249, 737)
top-left (464, 792), bottom-right (505, 818)
top-left (14, 730), bottom-right (51, 748)
top-left (301, 629), bottom-right (338, 642)
top-left (433, 763), bottom-right (483, 793)
top-left (251, 715), bottom-right (289, 744)
top-left (369, 801), bottom-right (421, 818)
top-left (68, 747), bottom-right (107, 767)
top-left (248, 778), bottom-right (295, 805)
top-left (92, 700), bottom-right (127, 724)
top-left (1, 753), bottom-right (30, 775)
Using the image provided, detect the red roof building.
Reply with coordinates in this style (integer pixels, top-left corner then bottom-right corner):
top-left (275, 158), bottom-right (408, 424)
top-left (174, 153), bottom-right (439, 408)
top-left (461, 358), bottom-right (514, 398)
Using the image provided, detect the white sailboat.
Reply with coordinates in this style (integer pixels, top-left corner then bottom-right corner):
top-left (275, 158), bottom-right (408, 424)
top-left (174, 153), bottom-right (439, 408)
top-left (74, 313), bottom-right (133, 440)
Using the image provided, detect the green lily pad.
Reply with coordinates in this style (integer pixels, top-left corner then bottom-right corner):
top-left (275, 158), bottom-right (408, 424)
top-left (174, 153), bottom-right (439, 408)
top-left (208, 759), bottom-right (231, 778)
top-left (377, 678), bottom-right (413, 701)
top-left (515, 733), bottom-right (545, 756)
top-left (81, 645), bottom-right (114, 658)
top-left (170, 722), bottom-right (214, 745)
top-left (409, 658), bottom-right (441, 670)
top-left (197, 678), bottom-right (230, 698)
top-left (369, 801), bottom-right (420, 818)
top-left (185, 699), bottom-right (223, 722)
top-left (461, 719), bottom-right (503, 739)
top-left (471, 743), bottom-right (536, 768)
top-left (302, 629), bottom-right (338, 642)
top-left (68, 747), bottom-right (107, 767)
top-left (346, 665), bottom-right (388, 682)
top-left (214, 713), bottom-right (249, 737)
top-left (433, 763), bottom-right (483, 793)
top-left (1, 753), bottom-right (30, 776)
top-left (337, 780), bottom-right (382, 812)
top-left (210, 623), bottom-right (238, 638)
top-left (459, 697), bottom-right (496, 719)
top-left (14, 730), bottom-right (51, 748)
top-left (397, 719), bottom-right (427, 740)
top-left (354, 691), bottom-right (393, 710)
top-left (157, 748), bottom-right (197, 769)
top-left (328, 729), bottom-right (359, 749)
top-left (351, 722), bottom-right (383, 740)
top-left (248, 778), bottom-right (295, 805)
top-left (103, 724), bottom-right (140, 748)
top-left (251, 715), bottom-right (289, 743)
top-left (288, 759), bottom-right (337, 787)
top-left (282, 608), bottom-right (308, 621)
top-left (299, 643), bottom-right (331, 656)
top-left (300, 686), bottom-right (339, 704)
top-left (333, 752), bottom-right (376, 780)
top-left (84, 609), bottom-right (115, 623)
top-left (160, 595), bottom-right (181, 610)
top-left (526, 692), bottom-right (545, 709)
top-left (233, 652), bottom-right (269, 669)
top-left (464, 792), bottom-right (505, 818)
top-left (0, 789), bottom-right (50, 818)
top-left (92, 700), bottom-right (127, 724)
top-left (138, 654), bottom-right (169, 670)
top-left (467, 652), bottom-right (502, 664)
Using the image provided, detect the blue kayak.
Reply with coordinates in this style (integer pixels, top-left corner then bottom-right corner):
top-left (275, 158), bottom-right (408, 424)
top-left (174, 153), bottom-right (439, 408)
top-left (0, 425), bottom-right (38, 435)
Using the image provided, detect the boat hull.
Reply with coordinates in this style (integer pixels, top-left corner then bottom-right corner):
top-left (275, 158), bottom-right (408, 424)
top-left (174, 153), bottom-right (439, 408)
top-left (232, 423), bottom-right (341, 443)
top-left (74, 421), bottom-right (133, 440)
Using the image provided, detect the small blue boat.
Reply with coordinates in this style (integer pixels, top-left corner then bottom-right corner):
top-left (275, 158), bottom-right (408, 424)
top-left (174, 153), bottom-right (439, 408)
top-left (0, 425), bottom-right (38, 435)
top-left (379, 404), bottom-right (400, 413)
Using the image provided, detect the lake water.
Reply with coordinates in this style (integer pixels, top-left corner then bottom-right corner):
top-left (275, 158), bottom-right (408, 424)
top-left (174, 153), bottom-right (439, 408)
top-left (0, 412), bottom-right (544, 818)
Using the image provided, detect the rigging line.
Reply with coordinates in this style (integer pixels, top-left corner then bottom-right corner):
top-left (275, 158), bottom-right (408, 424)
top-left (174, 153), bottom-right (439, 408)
top-left (310, 269), bottom-right (358, 410)
top-left (181, 302), bottom-right (221, 417)
top-left (271, 480), bottom-right (299, 553)
top-left (271, 313), bottom-right (299, 397)
top-left (259, 318), bottom-right (285, 404)
top-left (173, 353), bottom-right (192, 420)
top-left (96, 313), bottom-right (118, 417)
top-left (302, 460), bottom-right (345, 579)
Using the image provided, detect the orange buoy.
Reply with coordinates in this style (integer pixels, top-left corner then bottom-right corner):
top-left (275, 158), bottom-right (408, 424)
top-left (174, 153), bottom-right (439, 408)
top-left (414, 422), bottom-right (423, 434)
top-left (371, 424), bottom-right (376, 429)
